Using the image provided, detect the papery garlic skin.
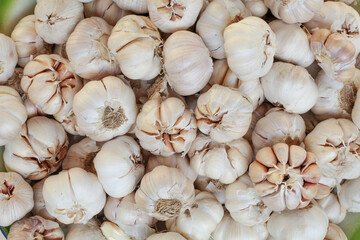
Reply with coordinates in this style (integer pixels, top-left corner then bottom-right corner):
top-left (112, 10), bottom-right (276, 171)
top-left (194, 176), bottom-right (227, 204)
top-left (316, 175), bottom-right (337, 200)
top-left (32, 178), bottom-right (56, 221)
top-left (147, 0), bottom-right (203, 33)
top-left (306, 60), bottom-right (322, 79)
top-left (114, 0), bottom-right (148, 14)
top-left (135, 165), bottom-right (195, 221)
top-left (0, 172), bottom-right (34, 227)
top-left (4, 116), bottom-right (68, 180)
top-left (244, 102), bottom-right (273, 143)
top-left (301, 111), bottom-right (320, 134)
top-left (55, 109), bottom-right (85, 136)
top-left (66, 218), bottom-right (106, 240)
top-left (0, 33), bottom-right (18, 83)
top-left (261, 62), bottom-right (318, 114)
top-left (146, 232), bottom-right (186, 240)
top-left (11, 15), bottom-right (52, 68)
top-left (339, 177), bottom-right (360, 212)
top-left (5, 67), bottom-right (24, 97)
top-left (101, 222), bottom-right (131, 240)
top-left (166, 191), bottom-right (224, 240)
top-left (73, 76), bottom-right (137, 141)
top-left (242, 0), bottom-right (268, 17)
top-left (164, 30), bottom-right (213, 96)
top-left (188, 134), bottom-right (253, 184)
top-left (43, 168), bottom-right (106, 224)
top-left (325, 223), bottom-right (348, 240)
top-left (34, 0), bottom-right (84, 44)
top-left (317, 193), bottom-right (346, 224)
top-left (224, 16), bottom-right (276, 81)
top-left (8, 216), bottom-right (64, 240)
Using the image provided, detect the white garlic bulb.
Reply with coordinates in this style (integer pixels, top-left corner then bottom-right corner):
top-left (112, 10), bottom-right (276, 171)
top-left (315, 175), bottom-right (337, 200)
top-left (224, 16), bottom-right (276, 81)
top-left (43, 167), bottom-right (106, 224)
top-left (54, 109), bottom-right (85, 136)
top-left (339, 177), bottom-right (360, 212)
top-left (146, 232), bottom-right (186, 240)
top-left (73, 76), bottom-right (137, 141)
top-left (147, 0), bottom-right (203, 33)
top-left (0, 33), bottom-right (18, 83)
top-left (66, 218), bottom-right (106, 240)
top-left (194, 176), bottom-right (227, 204)
top-left (135, 165), bottom-right (195, 221)
top-left (32, 178), bottom-right (56, 221)
top-left (108, 15), bottom-right (162, 81)
top-left (0, 172), bottom-right (34, 227)
top-left (113, 0), bottom-right (148, 14)
top-left (261, 62), bottom-right (318, 114)
top-left (100, 222), bottom-right (131, 240)
top-left (163, 30), bottom-right (213, 96)
top-left (34, 0), bottom-right (84, 44)
top-left (24, 98), bottom-right (45, 118)
top-left (317, 193), bottom-right (346, 224)
top-left (242, 0), bottom-right (268, 17)
top-left (325, 223), bottom-right (348, 240)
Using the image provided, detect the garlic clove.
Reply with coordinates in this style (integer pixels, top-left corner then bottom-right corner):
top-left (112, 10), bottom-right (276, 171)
top-left (100, 221), bottom-right (132, 240)
top-left (32, 178), bottom-right (57, 221)
top-left (242, 0), bottom-right (268, 17)
top-left (113, 0), bottom-right (148, 14)
top-left (0, 33), bottom-right (18, 83)
top-left (66, 218), bottom-right (106, 240)
top-left (317, 193), bottom-right (346, 224)
top-left (325, 223), bottom-right (348, 240)
top-left (146, 232), bottom-right (186, 240)
top-left (338, 177), bottom-right (360, 212)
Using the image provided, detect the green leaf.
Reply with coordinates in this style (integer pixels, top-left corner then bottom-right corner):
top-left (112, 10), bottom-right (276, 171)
top-left (1, 226), bottom-right (9, 236)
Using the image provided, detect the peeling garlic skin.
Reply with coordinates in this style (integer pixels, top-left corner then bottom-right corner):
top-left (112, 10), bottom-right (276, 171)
top-left (339, 177), bottom-right (360, 212)
top-left (325, 223), bottom-right (348, 240)
top-left (66, 218), bottom-right (106, 240)
top-left (194, 176), bottom-right (227, 204)
top-left (0, 33), bottom-right (18, 83)
top-left (32, 179), bottom-right (56, 221)
top-left (114, 0), bottom-right (148, 14)
top-left (317, 193), bottom-right (346, 224)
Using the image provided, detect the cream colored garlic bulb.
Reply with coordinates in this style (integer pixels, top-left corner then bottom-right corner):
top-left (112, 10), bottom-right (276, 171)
top-left (54, 109), bottom-right (85, 136)
top-left (32, 178), bottom-right (56, 221)
top-left (311, 29), bottom-right (356, 82)
top-left (305, 118), bottom-right (360, 181)
top-left (135, 96), bottom-right (197, 156)
top-left (269, 20), bottom-right (314, 67)
top-left (196, 0), bottom-right (251, 59)
top-left (43, 167), bottom-right (106, 224)
top-left (11, 15), bottom-right (52, 68)
top-left (195, 84), bottom-right (253, 143)
top-left (114, 0), bottom-right (148, 14)
top-left (339, 177), bottom-right (360, 212)
top-left (108, 15), bottom-right (162, 81)
top-left (66, 218), bottom-right (106, 240)
top-left (0, 86), bottom-right (27, 146)
top-left (317, 193), bottom-right (346, 224)
top-left (146, 232), bottom-right (186, 240)
top-left (242, 0), bottom-right (268, 17)
top-left (4, 116), bottom-right (68, 180)
top-left (24, 98), bottom-right (45, 118)
top-left (261, 62), bottom-right (318, 114)
top-left (188, 134), bottom-right (253, 184)
top-left (101, 222), bottom-right (132, 240)
top-left (66, 17), bottom-right (120, 80)
top-left (73, 76), bottom-right (137, 141)
top-left (0, 33), bottom-right (18, 83)
top-left (7, 216), bottom-right (64, 240)
top-left (163, 30), bottom-right (213, 96)
top-left (267, 203), bottom-right (328, 240)
top-left (34, 0), bottom-right (84, 44)
top-left (0, 172), bottom-right (34, 227)
top-left (224, 16), bottom-right (276, 81)
top-left (225, 174), bottom-right (272, 226)
top-left (147, 0), bottom-right (203, 33)
top-left (244, 102), bottom-right (273, 143)
top-left (135, 165), bottom-right (195, 221)
top-left (166, 190), bottom-right (224, 240)
top-left (194, 176), bottom-right (227, 204)
top-left (325, 223), bottom-right (348, 240)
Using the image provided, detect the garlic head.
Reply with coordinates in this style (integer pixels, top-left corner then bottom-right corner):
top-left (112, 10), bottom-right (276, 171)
top-left (317, 193), bottom-right (346, 224)
top-left (32, 178), bottom-right (56, 221)
top-left (0, 33), bottom-right (18, 83)
top-left (325, 223), bottom-right (348, 240)
top-left (66, 218), bottom-right (106, 240)
top-left (113, 0), bottom-right (148, 14)
top-left (146, 232), bottom-right (186, 240)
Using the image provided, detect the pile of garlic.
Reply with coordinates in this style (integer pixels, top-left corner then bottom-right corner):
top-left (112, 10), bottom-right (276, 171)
top-left (2, 0), bottom-right (360, 239)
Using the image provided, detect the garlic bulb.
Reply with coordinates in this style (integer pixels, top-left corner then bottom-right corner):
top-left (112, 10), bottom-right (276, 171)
top-left (135, 96), bottom-right (197, 156)
top-left (66, 218), bottom-right (106, 240)
top-left (339, 177), bottom-right (360, 212)
top-left (66, 17), bottom-right (120, 80)
top-left (317, 193), bottom-right (346, 224)
top-left (195, 84), bottom-right (253, 143)
top-left (24, 98), bottom-right (45, 118)
top-left (8, 216), bottom-right (64, 240)
top-left (21, 54), bottom-right (83, 117)
top-left (0, 172), bottom-right (34, 227)
top-left (135, 165), bottom-right (195, 221)
top-left (252, 109), bottom-right (306, 152)
top-left (146, 232), bottom-right (186, 240)
top-left (261, 62), bottom-right (318, 114)
top-left (188, 134), bottom-right (253, 184)
top-left (242, 0), bottom-right (268, 17)
top-left (4, 116), bottom-right (68, 180)
top-left (225, 174), bottom-right (272, 226)
top-left (108, 15), bottom-right (162, 81)
top-left (163, 30), bottom-right (213, 96)
top-left (147, 0), bottom-right (203, 33)
top-left (325, 223), bottom-right (348, 240)
top-left (54, 110), bottom-right (85, 136)
top-left (5, 67), bottom-right (24, 97)
top-left (43, 167), bottom-right (106, 224)
top-left (269, 20), bottom-right (314, 67)
top-left (73, 76), bottom-right (137, 141)
top-left (311, 28), bottom-right (356, 82)
top-left (0, 86), bottom-right (27, 146)
top-left (316, 175), bottom-right (337, 200)
top-left (166, 190), bottom-right (224, 240)
top-left (11, 15), bottom-right (52, 67)
top-left (94, 136), bottom-right (144, 198)
top-left (0, 33), bottom-right (18, 83)
top-left (113, 0), bottom-right (148, 14)
top-left (267, 203), bottom-right (328, 240)
top-left (101, 222), bottom-right (131, 240)
top-left (196, 0), bottom-right (251, 59)
top-left (34, 0), bottom-right (84, 44)
top-left (305, 118), bottom-right (360, 181)
top-left (194, 176), bottom-right (227, 204)
top-left (224, 16), bottom-right (276, 81)
top-left (32, 178), bottom-right (56, 221)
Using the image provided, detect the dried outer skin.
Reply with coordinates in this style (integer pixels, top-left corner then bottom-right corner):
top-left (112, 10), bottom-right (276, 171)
top-left (194, 176), bottom-right (227, 204)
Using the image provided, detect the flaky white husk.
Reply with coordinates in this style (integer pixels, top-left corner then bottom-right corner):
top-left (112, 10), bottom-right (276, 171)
top-left (242, 0), bottom-right (268, 17)
top-left (113, 0), bottom-right (148, 14)
top-left (135, 166), bottom-right (195, 221)
top-left (225, 174), bottom-right (272, 226)
top-left (147, 0), bottom-right (203, 33)
top-left (261, 62), bottom-right (318, 114)
top-left (163, 30), bottom-right (213, 96)
top-left (73, 76), bottom-right (137, 141)
top-left (34, 0), bottom-right (84, 44)
top-left (244, 102), bottom-right (273, 143)
top-left (0, 33), bottom-right (18, 83)
top-left (66, 218), bottom-right (106, 240)
top-left (0, 172), bottom-right (34, 227)
top-left (267, 203), bottom-right (328, 240)
top-left (339, 177), bottom-right (360, 212)
top-left (195, 84), bottom-right (253, 143)
top-left (194, 176), bottom-right (227, 204)
top-left (196, 0), bottom-right (251, 59)
top-left (32, 178), bottom-right (56, 221)
top-left (166, 191), bottom-right (224, 240)
top-left (269, 20), bottom-right (314, 67)
top-left (4, 116), bottom-right (68, 180)
top-left (108, 15), bottom-right (162, 81)
top-left (325, 223), bottom-right (348, 240)
top-left (188, 134), bottom-right (253, 184)
top-left (146, 232), bottom-right (186, 240)
top-left (305, 118), bottom-right (360, 181)
top-left (317, 193), bottom-right (346, 224)
top-left (43, 168), bottom-right (106, 224)
top-left (224, 16), bottom-right (276, 81)
top-left (66, 17), bottom-right (120, 80)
